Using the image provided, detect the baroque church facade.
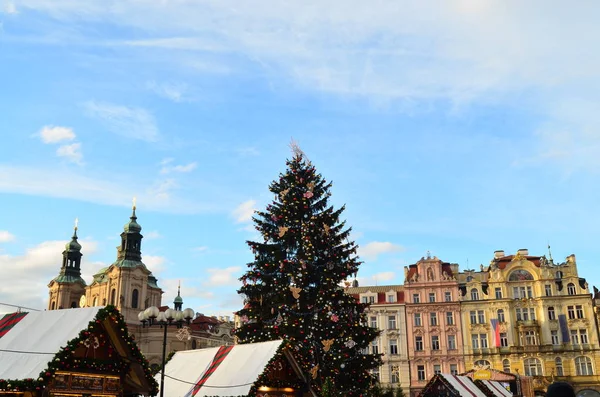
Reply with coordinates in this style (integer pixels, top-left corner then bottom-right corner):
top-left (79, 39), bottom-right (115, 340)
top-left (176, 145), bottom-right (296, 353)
top-left (47, 204), bottom-right (234, 366)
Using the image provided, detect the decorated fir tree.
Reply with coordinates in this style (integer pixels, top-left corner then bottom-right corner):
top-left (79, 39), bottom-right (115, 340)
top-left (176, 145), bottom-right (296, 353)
top-left (235, 145), bottom-right (381, 396)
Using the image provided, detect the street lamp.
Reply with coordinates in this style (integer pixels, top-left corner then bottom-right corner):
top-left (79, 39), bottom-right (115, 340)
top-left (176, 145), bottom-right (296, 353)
top-left (139, 306), bottom-right (195, 397)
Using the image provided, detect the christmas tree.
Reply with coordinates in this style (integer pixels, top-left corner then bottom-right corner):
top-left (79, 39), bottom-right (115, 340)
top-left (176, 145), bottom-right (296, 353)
top-left (235, 144), bottom-right (381, 396)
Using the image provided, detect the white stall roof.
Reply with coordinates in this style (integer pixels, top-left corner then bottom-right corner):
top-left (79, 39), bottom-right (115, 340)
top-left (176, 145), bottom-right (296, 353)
top-left (480, 379), bottom-right (513, 397)
top-left (442, 374), bottom-right (488, 397)
top-left (0, 308), bottom-right (101, 380)
top-left (158, 340), bottom-right (284, 397)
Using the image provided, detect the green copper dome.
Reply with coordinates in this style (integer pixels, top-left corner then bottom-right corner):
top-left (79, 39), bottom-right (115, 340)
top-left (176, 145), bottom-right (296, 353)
top-left (174, 295), bottom-right (183, 303)
top-left (124, 208), bottom-right (142, 233)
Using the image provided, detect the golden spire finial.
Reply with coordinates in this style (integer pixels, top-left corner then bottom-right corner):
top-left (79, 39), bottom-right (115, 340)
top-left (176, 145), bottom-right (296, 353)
top-left (132, 196), bottom-right (137, 210)
top-left (74, 217), bottom-right (79, 231)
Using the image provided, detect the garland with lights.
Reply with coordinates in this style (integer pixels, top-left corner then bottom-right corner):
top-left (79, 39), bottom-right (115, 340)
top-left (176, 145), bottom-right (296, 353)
top-left (0, 306), bottom-right (158, 395)
top-left (235, 147), bottom-right (382, 396)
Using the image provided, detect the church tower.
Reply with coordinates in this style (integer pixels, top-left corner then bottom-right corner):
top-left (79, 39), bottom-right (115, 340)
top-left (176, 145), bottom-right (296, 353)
top-left (48, 219), bottom-right (86, 310)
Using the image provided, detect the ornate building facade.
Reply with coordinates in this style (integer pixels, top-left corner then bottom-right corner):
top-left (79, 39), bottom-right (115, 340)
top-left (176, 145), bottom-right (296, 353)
top-left (458, 249), bottom-right (600, 396)
top-left (345, 284), bottom-right (409, 391)
top-left (404, 255), bottom-right (465, 397)
top-left (47, 205), bottom-right (234, 367)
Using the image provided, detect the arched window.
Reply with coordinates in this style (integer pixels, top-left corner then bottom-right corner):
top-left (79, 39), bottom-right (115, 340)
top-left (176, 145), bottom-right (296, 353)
top-left (568, 283), bottom-right (577, 296)
top-left (51, 301), bottom-right (55, 310)
top-left (503, 359), bottom-right (511, 373)
top-left (132, 289), bottom-right (139, 309)
top-left (110, 288), bottom-right (116, 306)
top-left (509, 269), bottom-right (534, 281)
top-left (471, 288), bottom-right (479, 301)
top-left (93, 297), bottom-right (98, 307)
top-left (576, 356), bottom-right (594, 376)
top-left (497, 309), bottom-right (505, 323)
top-left (475, 360), bottom-right (491, 368)
top-left (71, 301), bottom-right (76, 308)
top-left (548, 307), bottom-right (556, 320)
top-left (556, 271), bottom-right (563, 280)
top-left (191, 339), bottom-right (197, 349)
top-left (555, 357), bottom-right (564, 376)
top-left (524, 358), bottom-right (543, 376)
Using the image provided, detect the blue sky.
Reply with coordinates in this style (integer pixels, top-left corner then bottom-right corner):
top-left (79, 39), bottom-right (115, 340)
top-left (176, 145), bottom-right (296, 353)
top-left (1, 1), bottom-right (600, 315)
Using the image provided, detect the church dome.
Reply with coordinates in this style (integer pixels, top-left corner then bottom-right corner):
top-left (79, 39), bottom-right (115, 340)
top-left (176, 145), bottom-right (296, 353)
top-left (65, 228), bottom-right (82, 251)
top-left (124, 208), bottom-right (142, 233)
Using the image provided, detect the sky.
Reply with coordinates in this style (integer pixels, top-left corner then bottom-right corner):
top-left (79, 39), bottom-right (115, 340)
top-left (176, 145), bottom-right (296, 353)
top-left (1, 0), bottom-right (600, 316)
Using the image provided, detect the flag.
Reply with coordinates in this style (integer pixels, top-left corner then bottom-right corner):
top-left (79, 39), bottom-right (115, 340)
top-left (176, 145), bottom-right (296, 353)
top-left (558, 314), bottom-right (570, 343)
top-left (490, 319), bottom-right (501, 347)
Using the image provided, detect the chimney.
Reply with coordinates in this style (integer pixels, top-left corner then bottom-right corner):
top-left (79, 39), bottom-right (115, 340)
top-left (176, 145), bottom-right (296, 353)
top-left (517, 248), bottom-right (529, 256)
top-left (494, 250), bottom-right (505, 259)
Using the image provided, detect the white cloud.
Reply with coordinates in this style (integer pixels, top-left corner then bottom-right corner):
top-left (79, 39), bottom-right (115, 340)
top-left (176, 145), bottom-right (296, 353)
top-left (359, 241), bottom-right (404, 261)
top-left (0, 231), bottom-right (15, 242)
top-left (38, 125), bottom-right (75, 143)
top-left (192, 246), bottom-right (208, 252)
top-left (235, 147), bottom-right (260, 156)
top-left (2, 1), bottom-right (17, 14)
top-left (371, 272), bottom-right (396, 283)
top-left (160, 161), bottom-right (197, 175)
top-left (231, 200), bottom-right (256, 223)
top-left (205, 266), bottom-right (242, 287)
top-left (144, 230), bottom-right (161, 239)
top-left (56, 142), bottom-right (83, 165)
top-left (146, 178), bottom-right (178, 202)
top-left (0, 239), bottom-right (98, 310)
top-left (83, 100), bottom-right (159, 142)
top-left (146, 80), bottom-right (189, 102)
top-left (143, 254), bottom-right (167, 274)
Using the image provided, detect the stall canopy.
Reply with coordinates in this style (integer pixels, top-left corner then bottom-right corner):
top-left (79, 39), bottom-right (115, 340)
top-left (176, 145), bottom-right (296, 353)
top-left (419, 374), bottom-right (489, 397)
top-left (478, 380), bottom-right (513, 397)
top-left (158, 340), bottom-right (315, 397)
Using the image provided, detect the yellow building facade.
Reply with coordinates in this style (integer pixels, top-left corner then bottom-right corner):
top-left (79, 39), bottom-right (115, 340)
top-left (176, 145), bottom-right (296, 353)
top-left (458, 249), bottom-right (600, 396)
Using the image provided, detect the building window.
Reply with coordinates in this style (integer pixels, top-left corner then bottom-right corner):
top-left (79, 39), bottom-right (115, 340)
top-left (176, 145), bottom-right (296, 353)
top-left (430, 312), bottom-right (438, 326)
top-left (448, 334), bottom-right (456, 350)
top-left (575, 356), bottom-right (594, 376)
top-left (581, 329), bottom-right (589, 344)
top-left (495, 287), bottom-right (502, 299)
top-left (450, 364), bottom-right (458, 375)
top-left (361, 297), bottom-right (368, 303)
top-left (477, 310), bottom-right (485, 324)
top-left (371, 367), bottom-right (380, 381)
top-left (472, 334), bottom-right (479, 349)
top-left (524, 330), bottom-right (537, 345)
top-left (500, 333), bottom-right (508, 347)
top-left (387, 294), bottom-right (396, 303)
top-left (417, 365), bottom-right (426, 381)
top-left (445, 291), bottom-right (452, 302)
top-left (110, 288), bottom-right (116, 306)
top-left (503, 359), bottom-right (511, 372)
top-left (369, 296), bottom-right (375, 303)
top-left (555, 357), bottom-right (564, 376)
top-left (577, 305), bottom-right (585, 319)
top-left (428, 292), bottom-right (436, 302)
top-left (446, 312), bottom-right (454, 325)
top-left (431, 335), bottom-right (440, 350)
top-left (524, 358), bottom-right (543, 376)
top-left (470, 311), bottom-right (477, 324)
top-left (413, 293), bottom-right (420, 303)
top-left (50, 300), bottom-right (56, 310)
top-left (568, 306), bottom-right (576, 320)
top-left (545, 284), bottom-right (552, 297)
top-left (433, 364), bottom-right (441, 375)
top-left (388, 315), bottom-right (397, 329)
top-left (556, 271), bottom-right (563, 279)
top-left (568, 283), bottom-right (577, 296)
top-left (551, 330), bottom-right (560, 345)
top-left (480, 334), bottom-right (488, 348)
top-left (415, 336), bottom-right (423, 351)
top-left (497, 309), bottom-right (505, 323)
top-left (389, 339), bottom-right (398, 355)
top-left (390, 366), bottom-right (399, 383)
top-left (471, 288), bottom-right (479, 301)
top-left (92, 297), bottom-right (98, 306)
top-left (371, 340), bottom-right (379, 354)
top-left (516, 308), bottom-right (535, 321)
top-left (370, 316), bottom-right (377, 328)
top-left (131, 289), bottom-right (139, 309)
top-left (548, 307), bottom-right (556, 320)
top-left (191, 339), bottom-right (197, 349)
top-left (513, 286), bottom-right (534, 299)
top-left (414, 313), bottom-right (422, 327)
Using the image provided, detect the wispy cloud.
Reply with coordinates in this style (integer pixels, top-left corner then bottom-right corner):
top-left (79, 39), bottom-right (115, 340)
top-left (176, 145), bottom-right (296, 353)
top-left (235, 147), bottom-right (260, 156)
top-left (56, 142), bottom-right (83, 165)
top-left (38, 125), bottom-right (75, 143)
top-left (205, 266), bottom-right (242, 287)
top-left (144, 230), bottom-right (161, 239)
top-left (359, 241), bottom-right (404, 261)
top-left (371, 272), bottom-right (396, 283)
top-left (0, 231), bottom-right (15, 243)
top-left (83, 100), bottom-right (159, 142)
top-left (159, 158), bottom-right (197, 174)
top-left (231, 200), bottom-right (256, 223)
top-left (143, 254), bottom-right (167, 274)
top-left (146, 81), bottom-right (189, 102)
top-left (192, 246), bottom-right (208, 252)
top-left (2, 1), bottom-right (16, 14)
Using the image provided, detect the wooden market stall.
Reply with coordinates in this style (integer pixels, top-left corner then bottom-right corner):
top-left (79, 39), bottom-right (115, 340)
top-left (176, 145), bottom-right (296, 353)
top-left (418, 373), bottom-right (512, 397)
top-left (0, 306), bottom-right (157, 397)
top-left (157, 340), bottom-right (317, 397)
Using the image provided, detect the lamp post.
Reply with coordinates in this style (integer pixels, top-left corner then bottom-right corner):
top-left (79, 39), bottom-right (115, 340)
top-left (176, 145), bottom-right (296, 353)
top-left (139, 306), bottom-right (195, 397)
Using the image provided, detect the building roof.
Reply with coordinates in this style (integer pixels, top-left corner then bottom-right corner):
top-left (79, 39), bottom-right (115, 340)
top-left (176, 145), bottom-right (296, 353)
top-left (158, 340), bottom-right (288, 396)
top-left (0, 312), bottom-right (28, 338)
top-left (478, 380), bottom-right (512, 397)
top-left (0, 307), bottom-right (101, 380)
top-left (420, 374), bottom-right (489, 397)
top-left (345, 285), bottom-right (404, 294)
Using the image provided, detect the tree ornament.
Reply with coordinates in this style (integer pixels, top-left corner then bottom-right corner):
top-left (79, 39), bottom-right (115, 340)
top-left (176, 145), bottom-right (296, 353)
top-left (310, 365), bottom-right (319, 379)
top-left (345, 339), bottom-right (356, 349)
top-left (278, 226), bottom-right (289, 237)
top-left (290, 286), bottom-right (302, 299)
top-left (322, 339), bottom-right (334, 352)
top-left (279, 189), bottom-right (290, 200)
top-left (324, 224), bottom-right (330, 235)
